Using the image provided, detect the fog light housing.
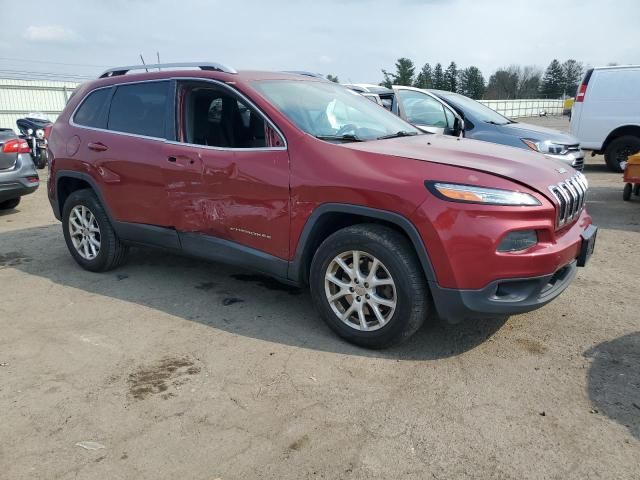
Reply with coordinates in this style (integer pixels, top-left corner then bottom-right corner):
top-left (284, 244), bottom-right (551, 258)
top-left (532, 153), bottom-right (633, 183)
top-left (498, 230), bottom-right (537, 252)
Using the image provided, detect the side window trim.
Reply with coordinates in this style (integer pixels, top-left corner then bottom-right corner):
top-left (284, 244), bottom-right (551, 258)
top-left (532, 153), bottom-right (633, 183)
top-left (68, 78), bottom-right (287, 149)
top-left (166, 79), bottom-right (177, 142)
top-left (173, 78), bottom-right (287, 151)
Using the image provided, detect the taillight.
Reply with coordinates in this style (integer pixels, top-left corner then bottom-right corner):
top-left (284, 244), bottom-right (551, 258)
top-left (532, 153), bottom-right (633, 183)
top-left (575, 84), bottom-right (587, 102)
top-left (2, 139), bottom-right (31, 154)
top-left (575, 68), bottom-right (593, 103)
top-left (44, 125), bottom-right (53, 140)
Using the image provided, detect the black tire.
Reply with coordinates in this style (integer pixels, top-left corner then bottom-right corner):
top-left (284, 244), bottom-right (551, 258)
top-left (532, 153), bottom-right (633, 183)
top-left (309, 224), bottom-right (429, 348)
top-left (634, 184), bottom-right (640, 196)
top-left (31, 153), bottom-right (47, 170)
top-left (623, 183), bottom-right (632, 201)
top-left (0, 197), bottom-right (20, 210)
top-left (62, 189), bottom-right (128, 272)
top-left (604, 135), bottom-right (640, 173)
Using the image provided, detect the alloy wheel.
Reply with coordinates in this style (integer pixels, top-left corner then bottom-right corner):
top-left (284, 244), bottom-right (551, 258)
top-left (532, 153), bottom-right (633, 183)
top-left (69, 205), bottom-right (101, 260)
top-left (324, 250), bottom-right (397, 331)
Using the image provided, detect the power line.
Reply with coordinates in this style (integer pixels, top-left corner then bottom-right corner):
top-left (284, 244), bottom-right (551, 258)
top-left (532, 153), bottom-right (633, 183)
top-left (0, 56), bottom-right (109, 69)
top-left (0, 69), bottom-right (92, 81)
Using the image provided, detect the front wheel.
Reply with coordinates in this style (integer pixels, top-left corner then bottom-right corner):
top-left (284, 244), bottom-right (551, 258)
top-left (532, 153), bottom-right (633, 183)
top-left (32, 150), bottom-right (47, 169)
top-left (605, 136), bottom-right (640, 173)
top-left (309, 224), bottom-right (429, 348)
top-left (62, 189), bottom-right (128, 272)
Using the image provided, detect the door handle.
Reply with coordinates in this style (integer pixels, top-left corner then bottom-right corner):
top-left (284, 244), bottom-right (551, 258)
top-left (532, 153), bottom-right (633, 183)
top-left (167, 156), bottom-right (196, 165)
top-left (88, 142), bottom-right (108, 152)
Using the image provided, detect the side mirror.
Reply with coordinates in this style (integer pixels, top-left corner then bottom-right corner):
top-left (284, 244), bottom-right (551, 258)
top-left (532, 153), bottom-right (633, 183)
top-left (453, 117), bottom-right (465, 138)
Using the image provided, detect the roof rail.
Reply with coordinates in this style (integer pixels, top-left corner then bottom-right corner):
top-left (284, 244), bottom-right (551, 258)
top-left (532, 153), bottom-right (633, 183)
top-left (282, 70), bottom-right (328, 80)
top-left (99, 62), bottom-right (237, 78)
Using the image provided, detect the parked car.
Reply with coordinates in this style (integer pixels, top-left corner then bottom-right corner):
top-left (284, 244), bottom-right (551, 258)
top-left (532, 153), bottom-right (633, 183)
top-left (393, 86), bottom-right (586, 171)
top-left (0, 128), bottom-right (40, 210)
top-left (47, 62), bottom-right (596, 348)
top-left (570, 65), bottom-right (640, 172)
top-left (343, 84), bottom-right (398, 113)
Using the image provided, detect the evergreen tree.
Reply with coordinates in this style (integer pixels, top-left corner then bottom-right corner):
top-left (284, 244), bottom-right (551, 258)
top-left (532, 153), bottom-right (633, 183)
top-left (433, 63), bottom-right (445, 89)
top-left (459, 66), bottom-right (485, 99)
top-left (414, 63), bottom-right (433, 89)
top-left (380, 57), bottom-right (416, 87)
top-left (444, 61), bottom-right (458, 92)
top-left (540, 59), bottom-right (565, 98)
top-left (562, 59), bottom-right (584, 96)
top-left (485, 68), bottom-right (519, 99)
top-left (326, 74), bottom-right (339, 83)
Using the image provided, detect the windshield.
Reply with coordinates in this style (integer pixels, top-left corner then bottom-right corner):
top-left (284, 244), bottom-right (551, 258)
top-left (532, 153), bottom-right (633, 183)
top-left (440, 92), bottom-right (513, 125)
top-left (253, 80), bottom-right (420, 141)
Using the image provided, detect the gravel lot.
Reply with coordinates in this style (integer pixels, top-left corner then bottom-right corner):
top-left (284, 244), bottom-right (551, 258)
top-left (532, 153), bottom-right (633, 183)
top-left (1, 115), bottom-right (638, 479)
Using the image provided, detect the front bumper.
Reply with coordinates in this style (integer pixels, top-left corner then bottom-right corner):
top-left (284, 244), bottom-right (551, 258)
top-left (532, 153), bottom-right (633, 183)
top-left (431, 223), bottom-right (597, 323)
top-left (0, 154), bottom-right (39, 202)
top-left (431, 260), bottom-right (577, 322)
top-left (545, 149), bottom-right (585, 171)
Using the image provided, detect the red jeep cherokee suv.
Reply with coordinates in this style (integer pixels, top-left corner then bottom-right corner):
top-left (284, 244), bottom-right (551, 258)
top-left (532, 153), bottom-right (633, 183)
top-left (47, 63), bottom-right (597, 348)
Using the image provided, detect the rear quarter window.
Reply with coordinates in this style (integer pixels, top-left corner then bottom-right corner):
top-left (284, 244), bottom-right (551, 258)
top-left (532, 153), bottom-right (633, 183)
top-left (107, 81), bottom-right (169, 138)
top-left (73, 88), bottom-right (111, 128)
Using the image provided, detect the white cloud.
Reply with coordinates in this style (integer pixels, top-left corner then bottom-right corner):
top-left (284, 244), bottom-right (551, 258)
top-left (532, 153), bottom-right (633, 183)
top-left (23, 25), bottom-right (79, 44)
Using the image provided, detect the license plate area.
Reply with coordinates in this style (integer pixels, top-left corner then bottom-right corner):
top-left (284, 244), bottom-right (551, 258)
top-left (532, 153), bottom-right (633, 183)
top-left (577, 224), bottom-right (597, 267)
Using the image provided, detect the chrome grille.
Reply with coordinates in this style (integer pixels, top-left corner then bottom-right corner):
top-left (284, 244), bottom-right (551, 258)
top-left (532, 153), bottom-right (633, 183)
top-left (548, 172), bottom-right (588, 228)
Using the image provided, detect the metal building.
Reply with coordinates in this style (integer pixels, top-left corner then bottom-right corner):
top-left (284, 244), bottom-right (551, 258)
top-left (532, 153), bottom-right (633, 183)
top-left (0, 78), bottom-right (81, 130)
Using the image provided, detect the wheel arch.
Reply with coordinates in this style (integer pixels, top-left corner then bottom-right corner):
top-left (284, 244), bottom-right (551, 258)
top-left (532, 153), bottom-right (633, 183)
top-left (602, 124), bottom-right (640, 153)
top-left (54, 171), bottom-right (114, 222)
top-left (288, 203), bottom-right (437, 286)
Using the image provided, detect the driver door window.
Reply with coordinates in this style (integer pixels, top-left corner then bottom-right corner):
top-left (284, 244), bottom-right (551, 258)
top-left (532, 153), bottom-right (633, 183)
top-left (179, 84), bottom-right (283, 148)
top-left (397, 90), bottom-right (449, 132)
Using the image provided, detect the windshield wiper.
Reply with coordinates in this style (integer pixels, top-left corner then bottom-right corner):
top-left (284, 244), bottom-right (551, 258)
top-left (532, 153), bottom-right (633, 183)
top-left (484, 120), bottom-right (508, 126)
top-left (376, 130), bottom-right (420, 140)
top-left (314, 134), bottom-right (364, 142)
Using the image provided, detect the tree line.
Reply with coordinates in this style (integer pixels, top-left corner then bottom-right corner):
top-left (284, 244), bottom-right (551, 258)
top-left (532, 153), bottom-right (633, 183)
top-left (327, 58), bottom-right (585, 100)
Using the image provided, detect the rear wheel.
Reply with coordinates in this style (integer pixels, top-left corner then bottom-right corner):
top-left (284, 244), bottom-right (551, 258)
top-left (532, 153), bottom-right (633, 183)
top-left (605, 135), bottom-right (640, 172)
top-left (0, 198), bottom-right (20, 210)
top-left (309, 224), bottom-right (429, 348)
top-left (62, 189), bottom-right (128, 272)
top-left (623, 183), bottom-right (632, 201)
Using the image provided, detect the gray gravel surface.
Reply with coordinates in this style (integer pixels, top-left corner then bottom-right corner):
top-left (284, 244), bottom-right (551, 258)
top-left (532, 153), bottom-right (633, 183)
top-left (1, 116), bottom-right (638, 479)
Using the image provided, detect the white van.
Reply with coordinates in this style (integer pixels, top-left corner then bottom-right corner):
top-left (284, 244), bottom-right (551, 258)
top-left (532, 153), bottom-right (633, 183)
top-left (570, 65), bottom-right (640, 171)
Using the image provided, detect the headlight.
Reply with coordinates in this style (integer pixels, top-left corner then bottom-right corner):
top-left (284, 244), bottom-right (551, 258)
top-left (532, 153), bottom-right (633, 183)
top-left (521, 138), bottom-right (565, 155)
top-left (428, 182), bottom-right (541, 206)
top-left (35, 129), bottom-right (45, 139)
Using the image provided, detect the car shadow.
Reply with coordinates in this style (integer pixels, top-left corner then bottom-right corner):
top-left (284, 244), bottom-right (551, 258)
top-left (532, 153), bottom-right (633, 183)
top-left (1, 224), bottom-right (508, 360)
top-left (0, 207), bottom-right (22, 217)
top-left (584, 333), bottom-right (640, 441)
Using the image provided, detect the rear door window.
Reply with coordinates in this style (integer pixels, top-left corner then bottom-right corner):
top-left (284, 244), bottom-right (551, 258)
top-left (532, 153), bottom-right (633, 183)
top-left (73, 88), bottom-right (111, 128)
top-left (107, 81), bottom-right (169, 138)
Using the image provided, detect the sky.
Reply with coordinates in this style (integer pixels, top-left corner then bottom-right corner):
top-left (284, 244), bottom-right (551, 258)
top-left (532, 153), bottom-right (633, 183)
top-left (0, 0), bottom-right (638, 83)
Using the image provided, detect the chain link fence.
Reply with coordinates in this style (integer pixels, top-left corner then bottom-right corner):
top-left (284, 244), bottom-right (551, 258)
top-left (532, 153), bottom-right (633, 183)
top-left (478, 99), bottom-right (564, 118)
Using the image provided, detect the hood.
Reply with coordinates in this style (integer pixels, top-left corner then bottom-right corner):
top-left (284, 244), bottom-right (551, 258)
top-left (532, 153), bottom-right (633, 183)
top-left (343, 134), bottom-right (576, 197)
top-left (502, 121), bottom-right (580, 145)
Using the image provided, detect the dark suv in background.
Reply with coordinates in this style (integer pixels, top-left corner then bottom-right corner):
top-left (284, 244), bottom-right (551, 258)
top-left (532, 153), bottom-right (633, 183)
top-left (47, 63), bottom-right (596, 348)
